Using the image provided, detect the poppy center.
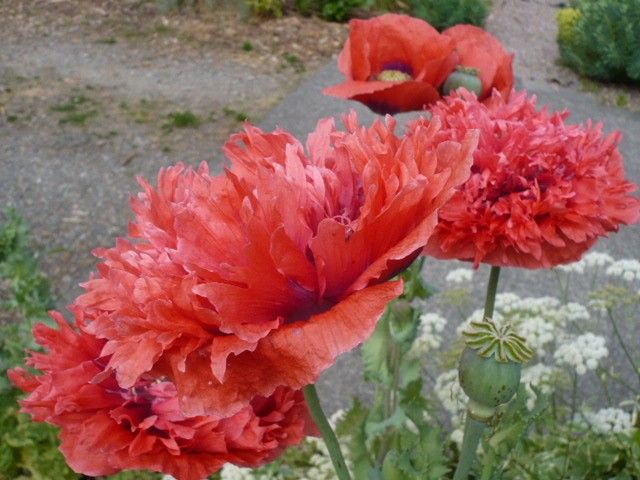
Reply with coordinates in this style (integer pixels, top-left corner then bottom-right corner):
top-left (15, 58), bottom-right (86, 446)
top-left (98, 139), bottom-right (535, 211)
top-left (376, 61), bottom-right (413, 82)
top-left (377, 69), bottom-right (412, 82)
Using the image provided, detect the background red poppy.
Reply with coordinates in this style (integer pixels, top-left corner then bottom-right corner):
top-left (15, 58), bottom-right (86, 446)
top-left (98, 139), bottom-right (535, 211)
top-left (324, 14), bottom-right (458, 114)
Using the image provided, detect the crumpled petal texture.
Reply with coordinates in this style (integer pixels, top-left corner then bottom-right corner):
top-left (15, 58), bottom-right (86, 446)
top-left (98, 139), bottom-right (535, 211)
top-left (442, 24), bottom-right (514, 100)
top-left (9, 311), bottom-right (315, 480)
top-left (76, 112), bottom-right (476, 417)
top-left (324, 13), bottom-right (458, 114)
top-left (417, 90), bottom-right (640, 268)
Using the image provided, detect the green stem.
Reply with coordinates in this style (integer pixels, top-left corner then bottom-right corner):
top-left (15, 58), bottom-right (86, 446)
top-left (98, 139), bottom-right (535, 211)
top-left (303, 385), bottom-right (352, 480)
top-left (483, 266), bottom-right (501, 320)
top-left (453, 414), bottom-right (487, 480)
top-left (607, 308), bottom-right (640, 385)
top-left (453, 266), bottom-right (502, 480)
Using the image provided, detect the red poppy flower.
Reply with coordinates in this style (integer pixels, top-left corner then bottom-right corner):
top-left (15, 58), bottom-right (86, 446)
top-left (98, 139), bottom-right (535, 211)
top-left (415, 90), bottom-right (640, 268)
top-left (442, 24), bottom-right (514, 100)
top-left (9, 311), bottom-right (315, 480)
top-left (323, 14), bottom-right (458, 114)
top-left (75, 112), bottom-right (477, 417)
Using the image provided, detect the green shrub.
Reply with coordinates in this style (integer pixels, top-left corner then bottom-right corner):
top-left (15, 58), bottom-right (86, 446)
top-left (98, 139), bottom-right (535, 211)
top-left (294, 0), bottom-right (366, 22)
top-left (557, 0), bottom-right (640, 84)
top-left (410, 0), bottom-right (489, 30)
top-left (246, 0), bottom-right (285, 17)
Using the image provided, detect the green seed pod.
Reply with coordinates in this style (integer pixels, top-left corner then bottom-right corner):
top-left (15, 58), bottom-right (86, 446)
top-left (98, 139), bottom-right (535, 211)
top-left (459, 346), bottom-right (521, 412)
top-left (442, 66), bottom-right (483, 97)
top-left (458, 319), bottom-right (533, 420)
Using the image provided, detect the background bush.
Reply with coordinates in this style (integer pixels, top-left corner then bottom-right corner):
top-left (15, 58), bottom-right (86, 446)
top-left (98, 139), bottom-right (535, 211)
top-left (409, 0), bottom-right (489, 30)
top-left (294, 0), bottom-right (367, 22)
top-left (557, 0), bottom-right (640, 84)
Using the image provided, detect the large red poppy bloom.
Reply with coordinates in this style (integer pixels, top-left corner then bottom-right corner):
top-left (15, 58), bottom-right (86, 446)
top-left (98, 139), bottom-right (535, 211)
top-left (75, 112), bottom-right (476, 417)
top-left (323, 14), bottom-right (458, 114)
top-left (442, 25), bottom-right (514, 100)
top-left (9, 311), bottom-right (315, 480)
top-left (415, 90), bottom-right (640, 268)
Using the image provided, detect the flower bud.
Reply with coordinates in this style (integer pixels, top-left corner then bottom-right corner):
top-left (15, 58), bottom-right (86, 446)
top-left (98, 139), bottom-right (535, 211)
top-left (442, 66), bottom-right (482, 97)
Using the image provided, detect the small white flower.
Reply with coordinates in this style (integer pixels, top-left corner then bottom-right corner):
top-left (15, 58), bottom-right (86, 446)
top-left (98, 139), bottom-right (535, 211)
top-left (445, 268), bottom-right (474, 284)
top-left (584, 408), bottom-right (634, 434)
top-left (434, 369), bottom-right (468, 416)
top-left (557, 302), bottom-right (590, 324)
top-left (556, 259), bottom-right (586, 274)
top-left (409, 313), bottom-right (448, 357)
top-left (521, 364), bottom-right (556, 410)
top-left (582, 251), bottom-right (614, 268)
top-left (518, 316), bottom-right (555, 356)
top-left (606, 259), bottom-right (640, 282)
top-left (450, 427), bottom-right (465, 446)
top-left (219, 465), bottom-right (255, 480)
top-left (554, 333), bottom-right (608, 375)
top-left (494, 292), bottom-right (522, 312)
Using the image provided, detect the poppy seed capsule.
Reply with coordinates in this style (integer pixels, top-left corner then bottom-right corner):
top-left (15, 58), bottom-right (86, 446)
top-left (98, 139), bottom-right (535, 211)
top-left (458, 346), bottom-right (521, 419)
top-left (458, 319), bottom-right (533, 420)
top-left (442, 67), bottom-right (483, 97)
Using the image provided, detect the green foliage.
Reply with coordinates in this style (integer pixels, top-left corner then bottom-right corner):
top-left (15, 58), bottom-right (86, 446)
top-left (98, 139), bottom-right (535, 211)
top-left (409, 0), bottom-right (489, 30)
top-left (245, 0), bottom-right (285, 17)
top-left (50, 95), bottom-right (98, 126)
top-left (0, 210), bottom-right (73, 480)
top-left (557, 0), bottom-right (640, 84)
top-left (321, 0), bottom-right (366, 22)
top-left (294, 0), bottom-right (366, 22)
top-left (162, 110), bottom-right (201, 131)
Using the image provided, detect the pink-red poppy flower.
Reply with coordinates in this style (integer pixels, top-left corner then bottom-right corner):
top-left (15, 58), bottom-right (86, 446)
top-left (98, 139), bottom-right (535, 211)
top-left (414, 90), bottom-right (640, 268)
top-left (442, 24), bottom-right (514, 100)
top-left (75, 112), bottom-right (477, 417)
top-left (323, 14), bottom-right (458, 114)
top-left (9, 310), bottom-right (315, 480)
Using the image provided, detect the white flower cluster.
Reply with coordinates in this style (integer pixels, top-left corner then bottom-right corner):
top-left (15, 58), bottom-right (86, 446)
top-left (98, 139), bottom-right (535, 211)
top-left (518, 317), bottom-right (555, 357)
top-left (557, 302), bottom-right (590, 324)
top-left (445, 268), bottom-right (474, 284)
top-left (434, 369), bottom-right (468, 445)
top-left (410, 312), bottom-right (447, 357)
top-left (583, 252), bottom-right (615, 268)
top-left (521, 364), bottom-right (556, 410)
top-left (219, 435), bottom-right (346, 480)
top-left (556, 260), bottom-right (585, 274)
top-left (554, 333), bottom-right (608, 375)
top-left (555, 251), bottom-right (615, 273)
top-left (606, 259), bottom-right (640, 282)
top-left (584, 408), bottom-right (634, 434)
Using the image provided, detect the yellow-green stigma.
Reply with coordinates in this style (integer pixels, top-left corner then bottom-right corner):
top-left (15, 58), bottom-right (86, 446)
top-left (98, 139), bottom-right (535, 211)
top-left (376, 69), bottom-right (412, 82)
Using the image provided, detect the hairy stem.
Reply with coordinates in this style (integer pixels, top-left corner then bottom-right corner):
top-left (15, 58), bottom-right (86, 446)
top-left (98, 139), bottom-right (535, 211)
top-left (303, 384), bottom-right (352, 480)
top-left (453, 414), bottom-right (487, 480)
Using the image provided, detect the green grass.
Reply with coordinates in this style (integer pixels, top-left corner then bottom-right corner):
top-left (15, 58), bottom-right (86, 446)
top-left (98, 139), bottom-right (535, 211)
top-left (616, 93), bottom-right (629, 108)
top-left (242, 40), bottom-right (254, 52)
top-left (223, 106), bottom-right (249, 122)
top-left (283, 52), bottom-right (305, 73)
top-left (162, 110), bottom-right (201, 131)
top-left (50, 95), bottom-right (90, 113)
top-left (50, 95), bottom-right (98, 126)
